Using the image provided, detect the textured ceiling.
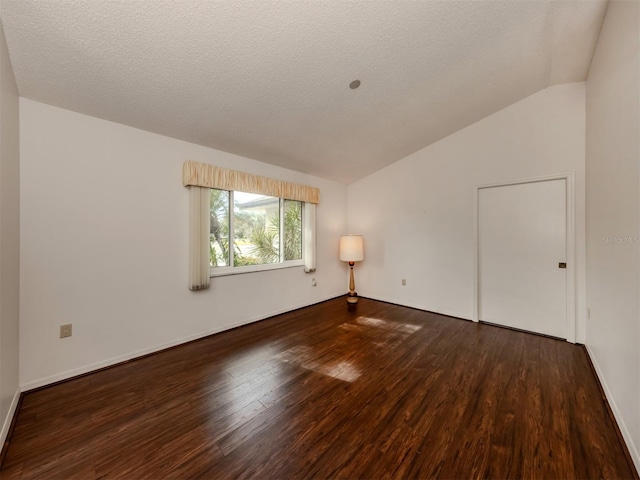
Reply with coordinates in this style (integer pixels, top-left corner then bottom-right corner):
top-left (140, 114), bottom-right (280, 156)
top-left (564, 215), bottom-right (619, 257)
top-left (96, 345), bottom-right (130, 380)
top-left (0, 0), bottom-right (607, 184)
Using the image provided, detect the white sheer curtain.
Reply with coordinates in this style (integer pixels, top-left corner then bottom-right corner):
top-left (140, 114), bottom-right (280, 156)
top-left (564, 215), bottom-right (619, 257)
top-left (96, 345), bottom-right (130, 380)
top-left (304, 202), bottom-right (317, 273)
top-left (189, 186), bottom-right (211, 290)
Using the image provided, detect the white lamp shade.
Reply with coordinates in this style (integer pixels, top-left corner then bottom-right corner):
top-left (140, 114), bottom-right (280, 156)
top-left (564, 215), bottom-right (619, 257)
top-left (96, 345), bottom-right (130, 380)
top-left (339, 235), bottom-right (364, 262)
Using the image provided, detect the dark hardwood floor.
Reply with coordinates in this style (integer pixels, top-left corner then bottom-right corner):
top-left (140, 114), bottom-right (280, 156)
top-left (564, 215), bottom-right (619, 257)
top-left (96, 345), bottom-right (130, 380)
top-left (1, 297), bottom-right (637, 479)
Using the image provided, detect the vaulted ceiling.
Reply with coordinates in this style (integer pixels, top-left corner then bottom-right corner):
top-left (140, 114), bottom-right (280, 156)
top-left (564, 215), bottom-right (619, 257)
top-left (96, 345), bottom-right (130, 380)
top-left (0, 0), bottom-right (607, 183)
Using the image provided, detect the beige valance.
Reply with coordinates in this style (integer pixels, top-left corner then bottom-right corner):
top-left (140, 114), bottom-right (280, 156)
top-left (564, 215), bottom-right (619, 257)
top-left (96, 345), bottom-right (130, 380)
top-left (182, 160), bottom-right (319, 204)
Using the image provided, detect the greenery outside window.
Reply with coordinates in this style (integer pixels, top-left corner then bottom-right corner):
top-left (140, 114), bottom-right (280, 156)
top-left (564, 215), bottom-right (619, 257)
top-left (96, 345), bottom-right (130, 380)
top-left (210, 188), bottom-right (303, 274)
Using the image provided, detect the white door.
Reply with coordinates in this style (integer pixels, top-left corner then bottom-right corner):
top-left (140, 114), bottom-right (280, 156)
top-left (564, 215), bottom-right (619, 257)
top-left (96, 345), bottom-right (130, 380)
top-left (478, 179), bottom-right (567, 338)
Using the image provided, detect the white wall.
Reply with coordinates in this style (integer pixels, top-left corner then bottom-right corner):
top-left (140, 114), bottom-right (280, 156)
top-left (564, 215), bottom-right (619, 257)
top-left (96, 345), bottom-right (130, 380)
top-left (19, 99), bottom-right (348, 389)
top-left (348, 83), bottom-right (586, 340)
top-left (585, 0), bottom-right (640, 471)
top-left (0, 20), bottom-right (20, 447)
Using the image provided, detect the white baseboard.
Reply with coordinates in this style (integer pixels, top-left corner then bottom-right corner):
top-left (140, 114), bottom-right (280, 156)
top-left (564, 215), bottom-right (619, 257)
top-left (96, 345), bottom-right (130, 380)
top-left (585, 344), bottom-right (640, 474)
top-left (21, 293), bottom-right (341, 392)
top-left (0, 387), bottom-right (21, 449)
top-left (361, 293), bottom-right (472, 322)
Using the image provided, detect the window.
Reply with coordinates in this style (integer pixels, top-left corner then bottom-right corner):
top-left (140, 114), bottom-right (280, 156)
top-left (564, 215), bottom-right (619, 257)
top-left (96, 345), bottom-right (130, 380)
top-left (209, 188), bottom-right (303, 274)
top-left (184, 161), bottom-right (317, 290)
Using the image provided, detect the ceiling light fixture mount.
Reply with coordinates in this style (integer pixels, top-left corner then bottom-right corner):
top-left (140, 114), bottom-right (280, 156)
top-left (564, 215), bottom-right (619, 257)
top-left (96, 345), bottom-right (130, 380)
top-left (349, 80), bottom-right (361, 89)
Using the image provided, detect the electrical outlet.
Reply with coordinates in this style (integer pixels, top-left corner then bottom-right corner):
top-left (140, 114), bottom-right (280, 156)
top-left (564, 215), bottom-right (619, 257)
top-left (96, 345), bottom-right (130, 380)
top-left (60, 324), bottom-right (72, 338)
top-left (401, 279), bottom-right (406, 286)
top-left (311, 278), bottom-right (317, 287)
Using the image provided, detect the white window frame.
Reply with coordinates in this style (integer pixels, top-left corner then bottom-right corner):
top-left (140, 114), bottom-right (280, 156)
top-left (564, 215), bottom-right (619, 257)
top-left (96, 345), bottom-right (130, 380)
top-left (210, 190), bottom-right (305, 277)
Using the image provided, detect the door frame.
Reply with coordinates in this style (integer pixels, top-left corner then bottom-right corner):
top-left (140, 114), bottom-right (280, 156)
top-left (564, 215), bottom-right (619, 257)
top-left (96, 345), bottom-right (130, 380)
top-left (472, 173), bottom-right (576, 343)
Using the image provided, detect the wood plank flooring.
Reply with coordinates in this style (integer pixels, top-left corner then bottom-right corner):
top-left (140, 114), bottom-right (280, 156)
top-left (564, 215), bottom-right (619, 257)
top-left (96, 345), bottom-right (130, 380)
top-left (1, 298), bottom-right (637, 479)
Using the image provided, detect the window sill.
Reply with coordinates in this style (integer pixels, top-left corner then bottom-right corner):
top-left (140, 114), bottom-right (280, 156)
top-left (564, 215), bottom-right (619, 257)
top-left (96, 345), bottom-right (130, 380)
top-left (210, 261), bottom-right (305, 277)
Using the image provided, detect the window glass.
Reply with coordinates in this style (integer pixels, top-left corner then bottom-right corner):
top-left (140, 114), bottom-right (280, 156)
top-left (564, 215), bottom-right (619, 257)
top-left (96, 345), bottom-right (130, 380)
top-left (284, 200), bottom-right (302, 261)
top-left (210, 189), bottom-right (230, 267)
top-left (234, 192), bottom-right (280, 266)
top-left (210, 189), bottom-right (304, 271)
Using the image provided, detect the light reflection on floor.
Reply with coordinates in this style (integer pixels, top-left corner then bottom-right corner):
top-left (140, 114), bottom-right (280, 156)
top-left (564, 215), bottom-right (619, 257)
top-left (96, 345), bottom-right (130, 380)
top-left (276, 345), bottom-right (361, 382)
top-left (276, 316), bottom-right (422, 383)
top-left (355, 316), bottom-right (422, 334)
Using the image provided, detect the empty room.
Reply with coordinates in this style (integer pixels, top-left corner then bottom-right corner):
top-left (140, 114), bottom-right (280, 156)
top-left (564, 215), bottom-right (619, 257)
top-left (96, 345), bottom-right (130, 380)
top-left (0, 0), bottom-right (638, 478)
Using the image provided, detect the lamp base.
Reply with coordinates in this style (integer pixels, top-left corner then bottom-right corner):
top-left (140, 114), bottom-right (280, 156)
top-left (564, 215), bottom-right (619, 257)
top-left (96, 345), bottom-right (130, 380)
top-left (346, 292), bottom-right (359, 304)
top-left (346, 261), bottom-right (359, 304)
